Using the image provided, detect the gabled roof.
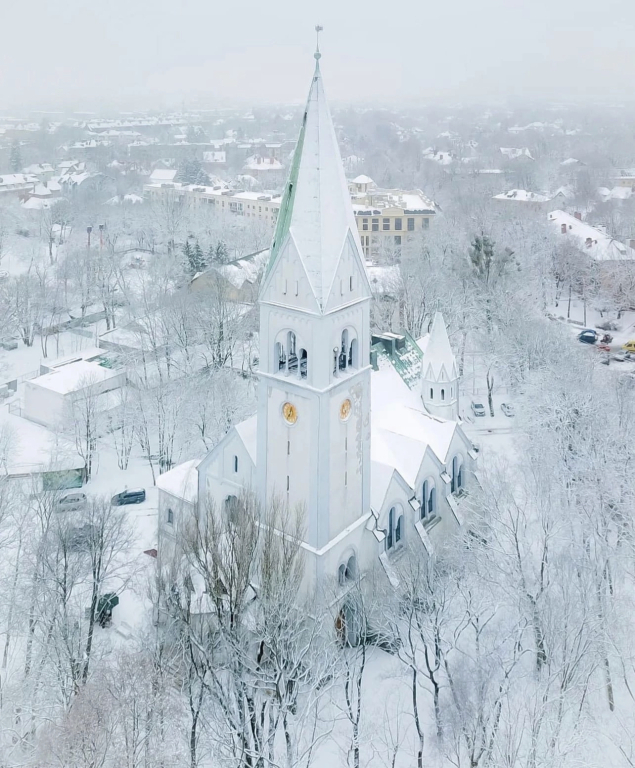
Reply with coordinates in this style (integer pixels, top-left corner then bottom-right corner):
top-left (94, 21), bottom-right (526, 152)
top-left (421, 312), bottom-right (458, 381)
top-left (263, 54), bottom-right (370, 310)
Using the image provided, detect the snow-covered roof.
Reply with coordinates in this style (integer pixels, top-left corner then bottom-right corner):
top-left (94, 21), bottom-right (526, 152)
top-left (235, 415), bottom-right (257, 465)
top-left (352, 174), bottom-right (374, 184)
top-left (156, 459), bottom-right (200, 503)
top-left (28, 359), bottom-right (122, 395)
top-left (243, 155), bottom-right (284, 171)
top-left (149, 168), bottom-right (177, 184)
top-left (493, 189), bottom-right (550, 203)
top-left (548, 210), bottom-right (635, 262)
top-left (214, 249), bottom-right (270, 289)
top-left (598, 186), bottom-right (632, 201)
top-left (0, 407), bottom-right (83, 476)
top-left (263, 56), bottom-right (371, 310)
top-left (500, 147), bottom-right (534, 160)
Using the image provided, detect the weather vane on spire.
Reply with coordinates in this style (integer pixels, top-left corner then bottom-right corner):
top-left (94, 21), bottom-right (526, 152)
top-left (314, 25), bottom-right (323, 60)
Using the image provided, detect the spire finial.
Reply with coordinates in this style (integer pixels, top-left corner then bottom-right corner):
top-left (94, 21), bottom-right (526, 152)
top-left (314, 25), bottom-right (323, 60)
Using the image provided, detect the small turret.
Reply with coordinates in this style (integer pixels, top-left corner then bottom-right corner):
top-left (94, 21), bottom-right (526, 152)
top-left (421, 312), bottom-right (459, 420)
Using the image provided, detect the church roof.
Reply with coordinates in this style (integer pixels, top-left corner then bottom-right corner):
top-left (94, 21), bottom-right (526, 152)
top-left (265, 54), bottom-right (368, 308)
top-left (421, 312), bottom-right (458, 381)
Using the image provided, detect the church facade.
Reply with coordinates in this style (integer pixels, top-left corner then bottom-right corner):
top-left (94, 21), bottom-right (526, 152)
top-left (157, 53), bottom-right (477, 593)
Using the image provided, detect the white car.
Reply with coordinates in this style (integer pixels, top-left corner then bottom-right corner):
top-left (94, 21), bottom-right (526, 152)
top-left (501, 402), bottom-right (515, 417)
top-left (471, 401), bottom-right (486, 417)
top-left (56, 491), bottom-right (87, 512)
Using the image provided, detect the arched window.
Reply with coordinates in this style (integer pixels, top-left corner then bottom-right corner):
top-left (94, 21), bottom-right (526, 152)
top-left (430, 388), bottom-right (434, 400)
top-left (349, 338), bottom-right (358, 368)
top-left (167, 508), bottom-right (174, 525)
top-left (338, 555), bottom-right (357, 586)
top-left (428, 486), bottom-right (436, 516)
top-left (287, 332), bottom-right (298, 374)
top-left (299, 348), bottom-right (308, 379)
top-left (233, 455), bottom-right (238, 473)
top-left (386, 506), bottom-right (403, 550)
top-left (339, 330), bottom-right (349, 371)
top-left (451, 456), bottom-right (464, 494)
top-left (441, 389), bottom-right (445, 401)
top-left (275, 341), bottom-right (286, 372)
top-left (422, 480), bottom-right (436, 519)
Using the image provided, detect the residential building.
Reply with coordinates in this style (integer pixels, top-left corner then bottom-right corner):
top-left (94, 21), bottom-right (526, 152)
top-left (0, 173), bottom-right (38, 198)
top-left (349, 176), bottom-right (436, 258)
top-left (158, 50), bottom-right (475, 612)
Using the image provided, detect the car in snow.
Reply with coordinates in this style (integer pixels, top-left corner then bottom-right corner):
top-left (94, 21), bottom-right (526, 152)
top-left (501, 402), bottom-right (515, 417)
top-left (55, 491), bottom-right (87, 512)
top-left (471, 401), bottom-right (486, 417)
top-left (578, 329), bottom-right (598, 344)
top-left (622, 340), bottom-right (635, 353)
top-left (111, 488), bottom-right (146, 506)
top-left (612, 352), bottom-right (627, 362)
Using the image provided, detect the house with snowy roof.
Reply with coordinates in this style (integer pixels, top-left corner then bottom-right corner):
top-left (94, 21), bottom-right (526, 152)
top-left (157, 50), bottom-right (476, 602)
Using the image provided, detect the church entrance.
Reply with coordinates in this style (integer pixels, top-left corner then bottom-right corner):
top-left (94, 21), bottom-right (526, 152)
top-left (335, 597), bottom-right (362, 647)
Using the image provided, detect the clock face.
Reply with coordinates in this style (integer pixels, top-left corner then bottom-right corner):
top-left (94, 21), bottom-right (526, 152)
top-left (340, 398), bottom-right (352, 421)
top-left (282, 402), bottom-right (298, 425)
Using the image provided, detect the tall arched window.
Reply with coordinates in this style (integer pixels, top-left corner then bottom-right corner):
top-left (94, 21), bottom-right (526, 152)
top-left (339, 329), bottom-right (349, 371)
top-left (287, 332), bottom-right (298, 374)
top-left (225, 495), bottom-right (240, 525)
top-left (451, 455), bottom-right (464, 494)
top-left (430, 388), bottom-right (434, 400)
top-left (349, 338), bottom-right (358, 368)
top-left (299, 348), bottom-right (308, 379)
top-left (386, 505), bottom-right (403, 550)
top-left (428, 486), bottom-right (436, 516)
top-left (441, 389), bottom-right (445, 401)
top-left (275, 341), bottom-right (286, 372)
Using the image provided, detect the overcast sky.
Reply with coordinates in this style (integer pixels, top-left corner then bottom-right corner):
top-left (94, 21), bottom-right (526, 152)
top-left (2, 0), bottom-right (634, 111)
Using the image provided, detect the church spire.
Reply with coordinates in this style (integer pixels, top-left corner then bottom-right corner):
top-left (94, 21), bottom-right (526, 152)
top-left (263, 37), bottom-right (370, 311)
top-left (421, 312), bottom-right (460, 420)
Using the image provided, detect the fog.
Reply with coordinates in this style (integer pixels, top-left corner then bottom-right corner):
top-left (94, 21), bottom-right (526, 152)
top-left (2, 0), bottom-right (634, 110)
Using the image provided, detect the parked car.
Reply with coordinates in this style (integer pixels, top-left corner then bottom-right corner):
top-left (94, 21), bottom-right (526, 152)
top-left (111, 488), bottom-right (146, 506)
top-left (55, 491), bottom-right (87, 512)
top-left (578, 330), bottom-right (598, 344)
top-left (501, 402), bottom-right (515, 417)
top-left (612, 352), bottom-right (627, 362)
top-left (471, 401), bottom-right (486, 417)
top-left (622, 340), bottom-right (635, 353)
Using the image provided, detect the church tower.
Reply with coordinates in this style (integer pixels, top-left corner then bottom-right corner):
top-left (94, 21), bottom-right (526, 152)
top-left (421, 312), bottom-right (460, 421)
top-left (256, 45), bottom-right (373, 564)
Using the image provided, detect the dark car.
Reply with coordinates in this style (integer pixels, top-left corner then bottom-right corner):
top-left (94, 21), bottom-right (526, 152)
top-left (578, 330), bottom-right (597, 344)
top-left (111, 488), bottom-right (146, 506)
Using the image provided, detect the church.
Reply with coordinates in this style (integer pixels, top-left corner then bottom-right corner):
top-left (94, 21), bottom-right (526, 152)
top-left (157, 49), bottom-right (477, 593)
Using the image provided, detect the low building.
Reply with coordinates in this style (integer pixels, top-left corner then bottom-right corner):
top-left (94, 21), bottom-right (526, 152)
top-left (190, 248), bottom-right (270, 303)
top-left (0, 173), bottom-right (38, 198)
top-left (548, 210), bottom-right (635, 263)
top-left (143, 179), bottom-right (281, 225)
top-left (23, 352), bottom-right (126, 430)
top-left (0, 406), bottom-right (85, 490)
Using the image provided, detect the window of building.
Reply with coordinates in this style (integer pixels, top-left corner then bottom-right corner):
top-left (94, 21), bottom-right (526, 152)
top-left (386, 505), bottom-right (403, 550)
top-left (421, 481), bottom-right (436, 519)
top-left (167, 508), bottom-right (174, 524)
top-left (430, 388), bottom-right (434, 400)
top-left (407, 217), bottom-right (415, 231)
top-left (338, 555), bottom-right (357, 586)
top-left (287, 440), bottom-right (291, 455)
top-left (451, 455), bottom-right (464, 494)
top-left (394, 235), bottom-right (402, 246)
top-left (362, 218), bottom-right (368, 231)
top-left (372, 218), bottom-right (379, 231)
top-left (382, 218), bottom-right (390, 231)
top-left (423, 218), bottom-right (430, 229)
top-left (441, 389), bottom-right (445, 401)
top-left (395, 218), bottom-right (402, 231)
top-left (233, 455), bottom-right (238, 473)
top-left (349, 276), bottom-right (354, 292)
top-left (286, 475), bottom-right (290, 492)
top-left (345, 470), bottom-right (348, 486)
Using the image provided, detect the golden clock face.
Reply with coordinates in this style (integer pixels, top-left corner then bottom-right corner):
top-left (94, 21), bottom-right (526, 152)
top-left (282, 402), bottom-right (298, 425)
top-left (340, 398), bottom-right (352, 421)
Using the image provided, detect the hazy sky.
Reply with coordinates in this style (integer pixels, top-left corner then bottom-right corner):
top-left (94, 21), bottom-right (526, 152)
top-left (2, 0), bottom-right (634, 111)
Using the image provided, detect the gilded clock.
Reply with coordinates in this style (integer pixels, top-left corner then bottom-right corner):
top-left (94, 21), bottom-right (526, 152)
top-left (282, 402), bottom-right (298, 425)
top-left (340, 398), bottom-right (352, 421)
